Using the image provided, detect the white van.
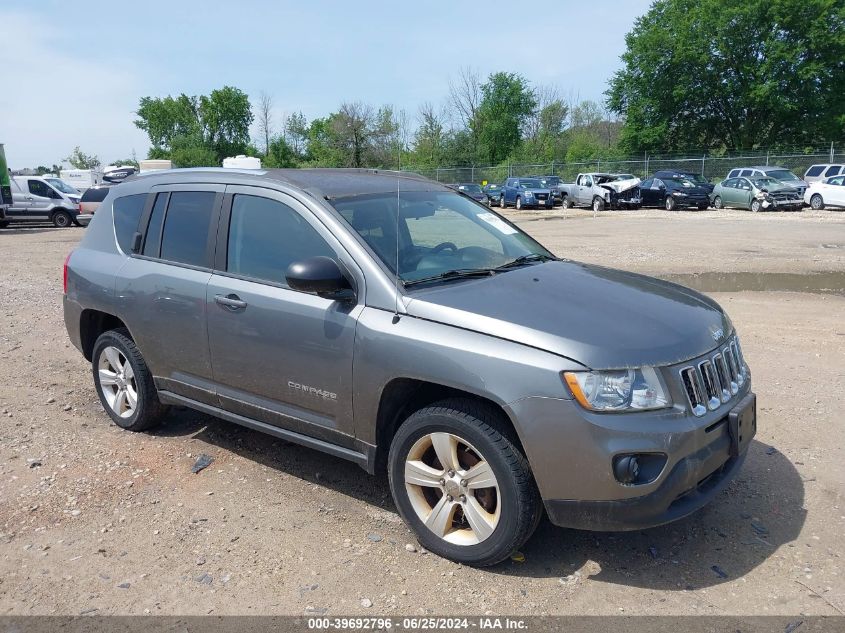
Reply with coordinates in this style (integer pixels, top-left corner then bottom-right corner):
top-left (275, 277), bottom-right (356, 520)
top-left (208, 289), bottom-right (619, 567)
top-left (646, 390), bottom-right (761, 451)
top-left (5, 176), bottom-right (83, 227)
top-left (803, 164), bottom-right (845, 184)
top-left (59, 169), bottom-right (102, 191)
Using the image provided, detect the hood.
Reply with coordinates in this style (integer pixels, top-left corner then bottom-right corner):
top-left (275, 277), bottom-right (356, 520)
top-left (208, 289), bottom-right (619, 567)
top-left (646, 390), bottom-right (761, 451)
top-left (672, 185), bottom-right (710, 197)
top-left (405, 261), bottom-right (731, 369)
top-left (760, 184), bottom-right (799, 195)
top-left (600, 177), bottom-right (640, 194)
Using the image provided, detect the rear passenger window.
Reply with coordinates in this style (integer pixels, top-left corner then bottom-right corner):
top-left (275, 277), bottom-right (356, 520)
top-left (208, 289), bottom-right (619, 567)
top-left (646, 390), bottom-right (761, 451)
top-left (159, 192), bottom-right (216, 267)
top-left (740, 170), bottom-right (752, 177)
top-left (805, 166), bottom-right (824, 177)
top-left (728, 170), bottom-right (739, 178)
top-left (112, 194), bottom-right (147, 253)
top-left (142, 193), bottom-right (168, 257)
top-left (226, 194), bottom-right (335, 285)
top-left (824, 166), bottom-right (841, 177)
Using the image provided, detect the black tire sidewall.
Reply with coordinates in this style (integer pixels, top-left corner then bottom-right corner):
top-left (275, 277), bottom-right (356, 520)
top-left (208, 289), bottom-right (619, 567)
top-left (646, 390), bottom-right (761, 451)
top-left (91, 330), bottom-right (149, 430)
top-left (388, 409), bottom-right (528, 566)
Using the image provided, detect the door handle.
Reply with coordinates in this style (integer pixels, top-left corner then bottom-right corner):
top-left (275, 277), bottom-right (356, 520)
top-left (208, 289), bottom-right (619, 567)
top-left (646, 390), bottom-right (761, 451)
top-left (214, 294), bottom-right (247, 310)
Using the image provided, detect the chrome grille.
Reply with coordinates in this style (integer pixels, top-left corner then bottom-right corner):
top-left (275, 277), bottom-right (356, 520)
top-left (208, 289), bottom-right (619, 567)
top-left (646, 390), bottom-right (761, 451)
top-left (679, 337), bottom-right (748, 416)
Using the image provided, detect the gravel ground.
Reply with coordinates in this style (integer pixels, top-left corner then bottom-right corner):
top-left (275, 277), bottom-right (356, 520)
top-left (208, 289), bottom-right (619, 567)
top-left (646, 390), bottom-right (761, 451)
top-left (0, 208), bottom-right (844, 616)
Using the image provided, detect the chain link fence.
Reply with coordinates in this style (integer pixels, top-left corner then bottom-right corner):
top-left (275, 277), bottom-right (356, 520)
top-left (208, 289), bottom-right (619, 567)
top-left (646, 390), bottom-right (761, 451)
top-left (402, 145), bottom-right (844, 184)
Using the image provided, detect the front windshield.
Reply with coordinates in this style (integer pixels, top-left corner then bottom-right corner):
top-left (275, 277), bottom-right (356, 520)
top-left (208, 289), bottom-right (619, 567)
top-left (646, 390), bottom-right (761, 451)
top-left (540, 176), bottom-right (561, 186)
top-left (664, 178), bottom-right (695, 188)
top-left (45, 178), bottom-right (80, 195)
top-left (518, 179), bottom-right (542, 188)
top-left (331, 191), bottom-right (553, 284)
top-left (765, 169), bottom-right (800, 181)
top-left (612, 174), bottom-right (636, 181)
top-left (751, 177), bottom-right (781, 189)
top-left (457, 184), bottom-right (482, 193)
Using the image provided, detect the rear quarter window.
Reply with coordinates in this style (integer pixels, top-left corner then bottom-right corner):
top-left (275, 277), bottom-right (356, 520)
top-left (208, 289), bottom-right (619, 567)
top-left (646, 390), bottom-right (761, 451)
top-left (112, 194), bottom-right (147, 253)
top-left (824, 166), bottom-right (841, 177)
top-left (81, 187), bottom-right (110, 203)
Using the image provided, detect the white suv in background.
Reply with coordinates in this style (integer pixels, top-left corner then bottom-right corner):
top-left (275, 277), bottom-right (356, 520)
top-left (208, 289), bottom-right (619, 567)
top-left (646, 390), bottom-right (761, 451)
top-left (803, 164), bottom-right (844, 184)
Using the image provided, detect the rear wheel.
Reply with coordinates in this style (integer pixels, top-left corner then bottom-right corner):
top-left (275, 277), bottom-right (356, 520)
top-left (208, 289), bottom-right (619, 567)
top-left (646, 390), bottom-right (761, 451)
top-left (52, 210), bottom-right (72, 228)
top-left (810, 194), bottom-right (825, 210)
top-left (713, 196), bottom-right (723, 209)
top-left (592, 196), bottom-right (605, 212)
top-left (388, 399), bottom-right (541, 567)
top-left (92, 328), bottom-right (168, 431)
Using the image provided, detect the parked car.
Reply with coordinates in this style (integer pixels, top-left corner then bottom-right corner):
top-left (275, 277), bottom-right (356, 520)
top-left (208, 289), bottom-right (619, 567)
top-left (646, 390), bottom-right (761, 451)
top-left (63, 168), bottom-right (754, 566)
top-left (482, 183), bottom-right (501, 206)
top-left (726, 166), bottom-right (807, 197)
top-left (535, 175), bottom-right (564, 205)
top-left (711, 176), bottom-right (803, 212)
top-left (653, 170), bottom-right (714, 195)
top-left (803, 164), bottom-right (845, 184)
top-left (449, 183), bottom-right (488, 204)
top-left (558, 173), bottom-right (642, 211)
top-left (6, 175), bottom-right (82, 227)
top-left (804, 174), bottom-right (845, 210)
top-left (498, 177), bottom-right (553, 210)
top-left (639, 175), bottom-right (710, 210)
top-left (77, 185), bottom-right (112, 225)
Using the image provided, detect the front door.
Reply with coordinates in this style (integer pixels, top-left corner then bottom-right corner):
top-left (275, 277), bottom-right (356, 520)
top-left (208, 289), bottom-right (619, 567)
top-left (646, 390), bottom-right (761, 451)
top-left (206, 186), bottom-right (363, 444)
top-left (576, 175), bottom-right (593, 204)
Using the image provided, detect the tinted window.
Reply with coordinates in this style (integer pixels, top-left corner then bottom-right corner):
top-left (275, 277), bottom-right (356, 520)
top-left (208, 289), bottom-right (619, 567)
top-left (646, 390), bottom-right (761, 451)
top-left (28, 180), bottom-right (52, 197)
top-left (640, 179), bottom-right (653, 188)
top-left (159, 191), bottom-right (215, 267)
top-left (828, 176), bottom-right (844, 186)
top-left (805, 166), bottom-right (824, 177)
top-left (226, 194), bottom-right (335, 284)
top-left (143, 193), bottom-right (168, 257)
top-left (112, 194), bottom-right (147, 253)
top-left (728, 170), bottom-right (739, 178)
top-left (740, 170), bottom-right (753, 177)
top-left (824, 166), bottom-right (841, 177)
top-left (81, 187), bottom-right (110, 203)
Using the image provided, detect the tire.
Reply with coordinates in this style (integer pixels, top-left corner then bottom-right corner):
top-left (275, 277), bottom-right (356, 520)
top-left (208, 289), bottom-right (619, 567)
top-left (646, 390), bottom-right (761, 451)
top-left (713, 196), bottom-right (723, 209)
top-left (388, 398), bottom-right (541, 567)
top-left (592, 197), bottom-right (605, 212)
top-left (515, 196), bottom-right (523, 210)
top-left (810, 194), bottom-right (824, 210)
top-left (665, 196), bottom-right (676, 211)
top-left (92, 328), bottom-right (168, 432)
top-left (561, 195), bottom-right (571, 209)
top-left (52, 210), bottom-right (72, 228)
top-left (697, 203), bottom-right (708, 211)
top-left (750, 199), bottom-right (761, 213)
top-left (499, 195), bottom-right (506, 208)
top-left (0, 220), bottom-right (9, 228)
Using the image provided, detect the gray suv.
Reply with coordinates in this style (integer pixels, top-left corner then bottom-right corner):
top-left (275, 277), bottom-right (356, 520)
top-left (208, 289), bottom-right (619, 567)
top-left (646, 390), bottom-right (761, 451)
top-left (63, 168), bottom-right (756, 566)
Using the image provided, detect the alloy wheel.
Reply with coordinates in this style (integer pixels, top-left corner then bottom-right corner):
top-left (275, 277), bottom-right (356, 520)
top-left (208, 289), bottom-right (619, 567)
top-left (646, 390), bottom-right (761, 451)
top-left (404, 432), bottom-right (501, 546)
top-left (97, 346), bottom-right (138, 418)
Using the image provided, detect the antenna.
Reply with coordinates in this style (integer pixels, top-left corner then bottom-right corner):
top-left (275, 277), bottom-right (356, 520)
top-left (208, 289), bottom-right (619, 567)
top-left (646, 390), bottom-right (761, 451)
top-left (392, 174), bottom-right (401, 323)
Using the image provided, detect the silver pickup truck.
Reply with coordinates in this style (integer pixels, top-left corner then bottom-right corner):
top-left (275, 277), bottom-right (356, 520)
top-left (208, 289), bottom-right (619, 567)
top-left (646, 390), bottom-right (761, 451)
top-left (559, 172), bottom-right (642, 211)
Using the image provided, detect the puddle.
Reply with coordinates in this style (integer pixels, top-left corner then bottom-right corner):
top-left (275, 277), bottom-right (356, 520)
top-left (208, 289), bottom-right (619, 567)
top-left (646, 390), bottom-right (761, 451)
top-left (657, 271), bottom-right (845, 296)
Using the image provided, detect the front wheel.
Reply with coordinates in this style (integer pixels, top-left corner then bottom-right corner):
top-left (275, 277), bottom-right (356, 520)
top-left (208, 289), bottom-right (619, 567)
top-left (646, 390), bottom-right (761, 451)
top-left (713, 196), bottom-right (723, 209)
top-left (750, 199), bottom-right (762, 213)
top-left (515, 196), bottom-right (523, 210)
top-left (810, 194), bottom-right (824, 210)
top-left (561, 195), bottom-right (571, 209)
top-left (388, 399), bottom-right (541, 567)
top-left (665, 196), bottom-right (676, 211)
top-left (0, 220), bottom-right (9, 228)
top-left (92, 328), bottom-right (168, 431)
top-left (499, 195), bottom-right (506, 208)
top-left (52, 210), bottom-right (72, 228)
top-left (592, 197), bottom-right (605, 212)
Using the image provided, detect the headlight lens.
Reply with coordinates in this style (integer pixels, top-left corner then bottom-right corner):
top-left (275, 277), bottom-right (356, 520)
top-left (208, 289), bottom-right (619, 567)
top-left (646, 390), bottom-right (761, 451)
top-left (563, 368), bottom-right (671, 412)
top-left (673, 191), bottom-right (688, 197)
top-left (524, 191), bottom-right (534, 197)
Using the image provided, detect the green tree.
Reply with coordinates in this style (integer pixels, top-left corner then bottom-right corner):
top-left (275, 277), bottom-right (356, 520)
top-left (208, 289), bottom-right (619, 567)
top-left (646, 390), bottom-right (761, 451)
top-left (264, 135), bottom-right (298, 168)
top-left (607, 0), bottom-right (845, 151)
top-left (284, 112), bottom-right (309, 159)
top-left (475, 72), bottom-right (537, 164)
top-left (412, 102), bottom-right (449, 168)
top-left (198, 86), bottom-right (254, 160)
top-left (64, 146), bottom-right (101, 170)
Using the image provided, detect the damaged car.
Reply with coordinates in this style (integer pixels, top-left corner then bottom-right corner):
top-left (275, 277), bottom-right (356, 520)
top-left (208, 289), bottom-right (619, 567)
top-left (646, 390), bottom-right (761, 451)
top-left (712, 176), bottom-right (803, 212)
top-left (559, 173), bottom-right (642, 211)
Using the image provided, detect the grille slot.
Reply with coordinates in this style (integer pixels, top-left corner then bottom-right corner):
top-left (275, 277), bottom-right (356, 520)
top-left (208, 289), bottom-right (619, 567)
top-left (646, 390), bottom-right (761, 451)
top-left (679, 336), bottom-right (748, 416)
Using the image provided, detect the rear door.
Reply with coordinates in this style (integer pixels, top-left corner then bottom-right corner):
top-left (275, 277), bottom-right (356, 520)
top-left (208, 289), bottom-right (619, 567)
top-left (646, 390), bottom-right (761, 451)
top-left (116, 184), bottom-right (223, 405)
top-left (205, 185), bottom-right (363, 444)
top-left (826, 176), bottom-right (845, 206)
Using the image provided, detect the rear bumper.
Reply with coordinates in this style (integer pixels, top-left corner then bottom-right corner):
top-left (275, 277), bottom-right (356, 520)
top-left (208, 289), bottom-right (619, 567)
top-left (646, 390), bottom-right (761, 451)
top-left (544, 443), bottom-right (747, 531)
top-left (76, 213), bottom-right (94, 225)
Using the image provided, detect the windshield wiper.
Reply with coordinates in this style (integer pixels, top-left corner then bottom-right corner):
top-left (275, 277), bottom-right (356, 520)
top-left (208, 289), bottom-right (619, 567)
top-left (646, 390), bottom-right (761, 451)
top-left (494, 253), bottom-right (557, 270)
top-left (403, 268), bottom-right (497, 287)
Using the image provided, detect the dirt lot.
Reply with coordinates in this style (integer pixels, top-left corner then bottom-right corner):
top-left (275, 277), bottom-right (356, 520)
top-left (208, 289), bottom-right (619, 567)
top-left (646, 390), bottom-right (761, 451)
top-left (1, 208), bottom-right (844, 616)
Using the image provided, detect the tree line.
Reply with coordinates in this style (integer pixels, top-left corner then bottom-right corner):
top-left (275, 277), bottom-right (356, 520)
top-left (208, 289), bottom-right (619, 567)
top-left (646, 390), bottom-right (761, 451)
top-left (72, 0), bottom-right (845, 173)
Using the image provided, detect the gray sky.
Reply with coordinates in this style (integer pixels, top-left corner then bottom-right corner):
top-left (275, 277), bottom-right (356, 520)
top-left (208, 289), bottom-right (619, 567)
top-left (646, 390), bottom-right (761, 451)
top-left (0, 0), bottom-right (653, 168)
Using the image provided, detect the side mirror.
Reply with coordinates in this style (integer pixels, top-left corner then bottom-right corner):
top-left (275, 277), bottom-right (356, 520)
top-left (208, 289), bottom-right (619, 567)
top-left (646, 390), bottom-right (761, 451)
top-left (286, 256), bottom-right (355, 301)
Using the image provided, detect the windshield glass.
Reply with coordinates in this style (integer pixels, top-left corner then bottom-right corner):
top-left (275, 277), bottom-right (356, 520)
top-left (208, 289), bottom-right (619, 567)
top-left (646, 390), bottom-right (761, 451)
top-left (518, 179), bottom-right (542, 188)
top-left (765, 169), bottom-right (800, 181)
top-left (664, 178), bottom-right (695, 188)
top-left (331, 191), bottom-right (553, 283)
top-left (45, 178), bottom-right (80, 195)
top-left (457, 184), bottom-right (482, 193)
top-left (751, 177), bottom-right (781, 189)
top-left (540, 176), bottom-right (561, 186)
top-left (612, 174), bottom-right (636, 181)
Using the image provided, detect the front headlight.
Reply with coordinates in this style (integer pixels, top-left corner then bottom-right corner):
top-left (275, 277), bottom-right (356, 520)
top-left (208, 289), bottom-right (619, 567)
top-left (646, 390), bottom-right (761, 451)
top-left (524, 191), bottom-right (534, 197)
top-left (673, 192), bottom-right (688, 197)
top-left (563, 368), bottom-right (671, 412)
